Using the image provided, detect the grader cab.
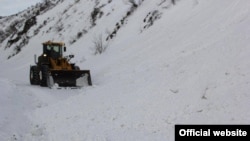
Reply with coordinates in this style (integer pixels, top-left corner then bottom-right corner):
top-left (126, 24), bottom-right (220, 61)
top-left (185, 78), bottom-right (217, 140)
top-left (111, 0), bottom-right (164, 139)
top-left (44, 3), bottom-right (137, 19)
top-left (30, 41), bottom-right (92, 88)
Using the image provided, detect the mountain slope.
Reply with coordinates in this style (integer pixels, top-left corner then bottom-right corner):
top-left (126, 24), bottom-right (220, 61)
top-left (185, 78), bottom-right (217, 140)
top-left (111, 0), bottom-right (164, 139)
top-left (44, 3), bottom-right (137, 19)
top-left (0, 0), bottom-right (250, 140)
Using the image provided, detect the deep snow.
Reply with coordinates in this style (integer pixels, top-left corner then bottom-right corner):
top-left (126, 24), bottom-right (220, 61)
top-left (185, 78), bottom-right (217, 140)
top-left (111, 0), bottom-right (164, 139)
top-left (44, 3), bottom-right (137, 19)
top-left (0, 0), bottom-right (250, 140)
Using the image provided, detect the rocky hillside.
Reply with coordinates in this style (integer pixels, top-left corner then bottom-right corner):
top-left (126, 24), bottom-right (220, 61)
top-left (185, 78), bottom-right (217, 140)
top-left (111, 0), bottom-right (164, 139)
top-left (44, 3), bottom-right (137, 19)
top-left (1, 0), bottom-right (250, 140)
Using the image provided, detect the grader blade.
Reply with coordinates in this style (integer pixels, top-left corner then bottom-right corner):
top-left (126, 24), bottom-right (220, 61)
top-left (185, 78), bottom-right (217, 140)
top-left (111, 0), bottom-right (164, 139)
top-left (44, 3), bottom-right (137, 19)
top-left (50, 70), bottom-right (92, 87)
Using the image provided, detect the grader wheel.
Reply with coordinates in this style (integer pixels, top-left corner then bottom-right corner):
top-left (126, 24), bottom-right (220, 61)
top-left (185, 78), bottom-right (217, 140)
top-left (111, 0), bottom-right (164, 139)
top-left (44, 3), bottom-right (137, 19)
top-left (30, 66), bottom-right (40, 85)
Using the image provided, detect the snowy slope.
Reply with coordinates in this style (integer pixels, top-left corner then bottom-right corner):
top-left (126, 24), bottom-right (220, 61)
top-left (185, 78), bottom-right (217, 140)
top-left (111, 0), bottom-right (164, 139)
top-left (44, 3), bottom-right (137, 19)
top-left (1, 0), bottom-right (250, 140)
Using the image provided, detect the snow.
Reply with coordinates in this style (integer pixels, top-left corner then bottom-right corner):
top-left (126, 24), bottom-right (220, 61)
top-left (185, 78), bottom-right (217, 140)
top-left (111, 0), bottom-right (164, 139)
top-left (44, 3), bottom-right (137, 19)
top-left (0, 0), bottom-right (250, 140)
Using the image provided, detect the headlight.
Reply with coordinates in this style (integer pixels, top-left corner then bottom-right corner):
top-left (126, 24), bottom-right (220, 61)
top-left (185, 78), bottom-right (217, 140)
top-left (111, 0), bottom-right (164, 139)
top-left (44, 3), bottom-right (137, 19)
top-left (43, 54), bottom-right (47, 57)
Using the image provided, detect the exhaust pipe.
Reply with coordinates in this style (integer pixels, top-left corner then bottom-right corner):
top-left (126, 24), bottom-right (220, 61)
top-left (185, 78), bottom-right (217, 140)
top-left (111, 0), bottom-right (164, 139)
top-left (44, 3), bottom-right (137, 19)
top-left (34, 54), bottom-right (38, 64)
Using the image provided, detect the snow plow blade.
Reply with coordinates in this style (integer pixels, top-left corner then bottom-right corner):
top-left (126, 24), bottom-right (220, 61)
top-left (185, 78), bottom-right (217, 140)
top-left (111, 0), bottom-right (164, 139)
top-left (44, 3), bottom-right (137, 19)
top-left (49, 70), bottom-right (92, 88)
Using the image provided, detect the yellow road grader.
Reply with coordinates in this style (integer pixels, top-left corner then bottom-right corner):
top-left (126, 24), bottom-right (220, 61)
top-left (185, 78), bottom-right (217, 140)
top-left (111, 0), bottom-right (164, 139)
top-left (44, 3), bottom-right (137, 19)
top-left (29, 41), bottom-right (92, 88)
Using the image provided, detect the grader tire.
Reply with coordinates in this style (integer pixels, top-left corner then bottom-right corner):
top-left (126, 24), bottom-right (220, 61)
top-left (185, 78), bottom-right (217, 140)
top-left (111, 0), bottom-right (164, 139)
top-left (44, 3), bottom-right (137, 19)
top-left (30, 66), bottom-right (40, 85)
top-left (40, 65), bottom-right (49, 87)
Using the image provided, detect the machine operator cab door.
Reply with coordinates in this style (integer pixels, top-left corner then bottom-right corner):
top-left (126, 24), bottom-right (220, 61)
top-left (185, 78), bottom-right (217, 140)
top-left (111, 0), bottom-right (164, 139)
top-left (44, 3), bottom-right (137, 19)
top-left (43, 41), bottom-right (65, 59)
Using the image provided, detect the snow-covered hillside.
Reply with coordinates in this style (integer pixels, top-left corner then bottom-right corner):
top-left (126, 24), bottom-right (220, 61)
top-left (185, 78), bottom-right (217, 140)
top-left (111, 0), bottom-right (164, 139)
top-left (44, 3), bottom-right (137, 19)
top-left (0, 0), bottom-right (250, 140)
